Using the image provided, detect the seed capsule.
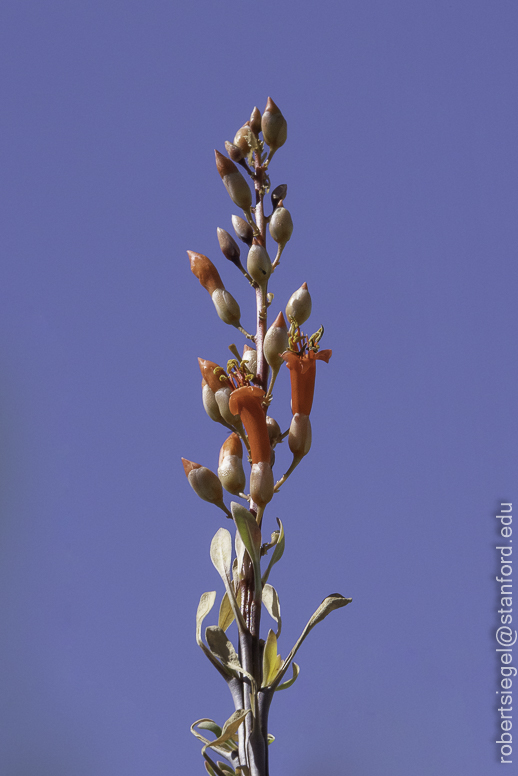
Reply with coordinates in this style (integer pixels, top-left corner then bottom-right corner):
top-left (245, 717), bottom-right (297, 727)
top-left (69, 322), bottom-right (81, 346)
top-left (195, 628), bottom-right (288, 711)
top-left (247, 243), bottom-right (272, 287)
top-left (232, 214), bottom-right (254, 247)
top-left (285, 282), bottom-right (312, 326)
top-left (250, 461), bottom-right (274, 508)
top-left (211, 288), bottom-right (241, 327)
top-left (261, 97), bottom-right (287, 156)
top-left (288, 413), bottom-right (312, 458)
top-left (201, 379), bottom-right (231, 428)
top-left (215, 150), bottom-right (252, 211)
top-left (181, 458), bottom-right (230, 515)
top-left (269, 205), bottom-right (293, 247)
top-left (263, 312), bottom-right (289, 369)
top-left (218, 433), bottom-right (246, 495)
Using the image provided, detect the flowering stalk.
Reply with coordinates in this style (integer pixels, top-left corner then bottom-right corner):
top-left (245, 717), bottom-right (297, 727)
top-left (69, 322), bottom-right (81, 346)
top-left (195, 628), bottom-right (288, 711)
top-left (183, 99), bottom-right (352, 776)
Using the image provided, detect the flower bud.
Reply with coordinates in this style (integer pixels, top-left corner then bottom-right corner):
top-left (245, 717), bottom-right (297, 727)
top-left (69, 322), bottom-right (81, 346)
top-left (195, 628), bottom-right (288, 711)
top-left (288, 413), bottom-right (312, 458)
top-left (263, 312), bottom-right (289, 369)
top-left (202, 379), bottom-right (231, 428)
top-left (188, 251), bottom-right (224, 295)
top-left (211, 287), bottom-right (241, 327)
top-left (247, 243), bottom-right (272, 287)
top-left (181, 458), bottom-right (229, 513)
top-left (250, 461), bottom-right (274, 508)
top-left (225, 140), bottom-right (245, 163)
top-left (271, 184), bottom-right (287, 211)
top-left (198, 357), bottom-right (228, 393)
top-left (232, 214), bottom-right (254, 247)
top-left (261, 97), bottom-right (287, 153)
top-left (233, 123), bottom-right (252, 156)
top-left (215, 150), bottom-right (252, 211)
top-left (285, 282), bottom-right (312, 326)
top-left (269, 205), bottom-right (293, 247)
top-left (266, 415), bottom-right (282, 446)
top-left (218, 433), bottom-right (246, 495)
top-left (241, 344), bottom-right (257, 376)
top-left (250, 106), bottom-right (262, 135)
top-left (217, 227), bottom-right (241, 266)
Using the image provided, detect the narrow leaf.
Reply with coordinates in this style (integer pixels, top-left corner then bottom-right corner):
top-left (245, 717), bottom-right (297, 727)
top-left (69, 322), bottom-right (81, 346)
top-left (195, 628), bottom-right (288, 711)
top-left (262, 583), bottom-right (282, 638)
top-left (275, 662), bottom-right (300, 691)
top-left (262, 629), bottom-right (280, 687)
top-left (202, 709), bottom-right (250, 755)
top-left (197, 720), bottom-right (223, 738)
top-left (205, 626), bottom-right (241, 671)
top-left (231, 502), bottom-right (262, 599)
top-left (219, 590), bottom-right (235, 632)
top-left (191, 719), bottom-right (237, 761)
top-left (210, 528), bottom-right (232, 583)
top-left (235, 530), bottom-right (246, 572)
top-left (261, 518), bottom-right (285, 586)
top-left (196, 591), bottom-right (217, 645)
top-left (217, 763), bottom-right (236, 775)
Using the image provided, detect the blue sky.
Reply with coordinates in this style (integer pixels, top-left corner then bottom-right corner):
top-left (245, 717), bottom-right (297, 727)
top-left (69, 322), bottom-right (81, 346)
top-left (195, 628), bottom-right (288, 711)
top-left (0, 2), bottom-right (517, 774)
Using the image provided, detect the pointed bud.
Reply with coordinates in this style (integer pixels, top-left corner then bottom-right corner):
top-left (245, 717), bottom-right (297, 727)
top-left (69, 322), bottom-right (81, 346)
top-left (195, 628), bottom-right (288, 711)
top-left (198, 358), bottom-right (229, 394)
top-left (211, 288), bottom-right (242, 327)
top-left (215, 150), bottom-right (252, 210)
top-left (269, 206), bottom-right (293, 248)
top-left (242, 344), bottom-right (257, 376)
top-left (181, 457), bottom-right (228, 512)
top-left (261, 97), bottom-right (287, 153)
top-left (247, 243), bottom-right (272, 287)
top-left (225, 140), bottom-right (245, 163)
top-left (288, 413), bottom-right (312, 458)
top-left (217, 227), bottom-right (241, 266)
top-left (250, 106), bottom-right (262, 135)
top-left (250, 462), bottom-right (274, 508)
top-left (286, 282), bottom-right (312, 326)
top-left (271, 184), bottom-right (287, 210)
top-left (266, 415), bottom-right (282, 446)
top-left (233, 124), bottom-right (253, 156)
top-left (218, 433), bottom-right (246, 495)
top-left (263, 312), bottom-right (289, 369)
top-left (232, 214), bottom-right (254, 247)
top-left (188, 251), bottom-right (224, 294)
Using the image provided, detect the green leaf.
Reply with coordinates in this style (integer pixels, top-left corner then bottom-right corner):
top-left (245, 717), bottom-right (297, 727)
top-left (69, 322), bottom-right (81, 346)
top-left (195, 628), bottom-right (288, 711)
top-left (262, 583), bottom-right (281, 638)
top-left (219, 590), bottom-right (236, 632)
top-left (197, 720), bottom-right (223, 738)
top-left (270, 593), bottom-right (351, 691)
top-left (205, 626), bottom-right (241, 671)
top-left (231, 502), bottom-right (262, 600)
top-left (275, 662), bottom-right (300, 691)
top-left (210, 528), bottom-right (247, 634)
top-left (204, 761), bottom-right (218, 776)
top-left (191, 719), bottom-right (237, 762)
top-left (267, 734), bottom-right (276, 745)
top-left (217, 763), bottom-right (236, 775)
top-left (201, 709), bottom-right (250, 755)
top-left (261, 518), bottom-right (285, 586)
top-left (235, 530), bottom-right (246, 572)
top-left (196, 591), bottom-right (217, 645)
top-left (262, 629), bottom-right (282, 687)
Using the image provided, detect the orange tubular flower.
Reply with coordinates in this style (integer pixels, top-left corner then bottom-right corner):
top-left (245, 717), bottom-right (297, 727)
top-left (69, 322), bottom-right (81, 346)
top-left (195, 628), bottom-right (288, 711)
top-left (228, 386), bottom-right (270, 464)
top-left (282, 349), bottom-right (332, 416)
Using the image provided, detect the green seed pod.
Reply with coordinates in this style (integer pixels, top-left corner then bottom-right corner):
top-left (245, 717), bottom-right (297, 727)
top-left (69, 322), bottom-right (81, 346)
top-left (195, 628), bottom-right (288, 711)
top-left (261, 97), bottom-right (287, 153)
top-left (232, 214), bottom-right (254, 247)
top-left (215, 150), bottom-right (252, 211)
top-left (269, 205), bottom-right (293, 247)
top-left (285, 282), bottom-right (312, 326)
top-left (263, 312), bottom-right (289, 369)
top-left (247, 243), bottom-right (272, 287)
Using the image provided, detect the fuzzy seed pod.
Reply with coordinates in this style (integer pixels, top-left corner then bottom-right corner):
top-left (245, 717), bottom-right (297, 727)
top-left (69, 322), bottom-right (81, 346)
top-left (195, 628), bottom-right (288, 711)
top-left (288, 413), bottom-right (312, 459)
top-left (266, 415), bottom-right (282, 446)
top-left (225, 140), bottom-right (245, 163)
top-left (261, 97), bottom-right (287, 153)
top-left (217, 227), bottom-right (241, 267)
top-left (269, 205), bottom-right (293, 247)
top-left (181, 458), bottom-right (229, 513)
top-left (263, 312), bottom-right (289, 369)
top-left (242, 344), bottom-right (257, 376)
top-left (188, 251), bottom-right (224, 294)
top-left (232, 215), bottom-right (254, 247)
top-left (271, 184), bottom-right (287, 211)
top-left (215, 150), bottom-right (252, 211)
top-left (250, 106), bottom-right (262, 135)
top-left (250, 462), bottom-right (274, 508)
top-left (247, 243), bottom-right (272, 287)
top-left (211, 288), bottom-right (241, 327)
top-left (285, 282), bottom-right (312, 326)
top-left (218, 433), bottom-right (246, 495)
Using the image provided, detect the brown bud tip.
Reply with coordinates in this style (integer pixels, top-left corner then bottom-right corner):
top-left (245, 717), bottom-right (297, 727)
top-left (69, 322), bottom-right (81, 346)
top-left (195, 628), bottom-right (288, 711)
top-left (250, 106), bottom-right (261, 135)
top-left (217, 227), bottom-right (241, 266)
top-left (188, 250), bottom-right (224, 294)
top-left (215, 149), bottom-right (238, 178)
top-left (265, 96), bottom-right (280, 114)
top-left (225, 140), bottom-right (245, 163)
top-left (198, 357), bottom-right (228, 393)
top-left (181, 457), bottom-right (201, 477)
top-left (232, 214), bottom-right (254, 247)
top-left (243, 344), bottom-right (255, 353)
top-left (273, 311), bottom-right (287, 329)
top-left (271, 184), bottom-right (288, 210)
top-left (219, 432), bottom-right (243, 462)
top-left (302, 281), bottom-right (308, 290)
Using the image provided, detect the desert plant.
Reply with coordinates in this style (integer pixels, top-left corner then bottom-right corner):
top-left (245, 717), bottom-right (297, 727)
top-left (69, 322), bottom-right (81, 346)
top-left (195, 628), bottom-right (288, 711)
top-left (183, 98), bottom-right (351, 776)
